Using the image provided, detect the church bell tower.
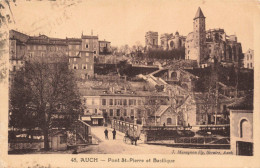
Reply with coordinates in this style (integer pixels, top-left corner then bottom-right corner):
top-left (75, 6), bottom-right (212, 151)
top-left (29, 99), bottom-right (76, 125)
top-left (193, 7), bottom-right (206, 64)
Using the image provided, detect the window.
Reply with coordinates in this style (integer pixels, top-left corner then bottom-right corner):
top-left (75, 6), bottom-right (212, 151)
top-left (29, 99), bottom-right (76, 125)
top-left (86, 44), bottom-right (88, 48)
top-left (73, 64), bottom-right (78, 69)
top-left (129, 99), bottom-right (132, 105)
top-left (109, 109), bottom-right (113, 116)
top-left (86, 58), bottom-right (89, 62)
top-left (247, 63), bottom-right (249, 68)
top-left (41, 52), bottom-right (45, 57)
top-left (130, 109), bottom-right (134, 116)
top-left (240, 119), bottom-right (251, 138)
top-left (123, 99), bottom-right (127, 106)
top-left (13, 66), bottom-right (16, 71)
top-left (247, 55), bottom-right (249, 60)
top-left (167, 118), bottom-right (172, 125)
top-left (250, 63), bottom-right (252, 68)
top-left (250, 54), bottom-right (252, 59)
top-left (138, 100), bottom-right (141, 105)
top-left (74, 58), bottom-right (76, 62)
top-left (124, 109), bottom-right (127, 116)
top-left (102, 109), bottom-right (106, 115)
top-left (94, 51), bottom-right (96, 54)
top-left (137, 109), bottom-right (141, 115)
top-left (115, 99), bottom-right (122, 105)
top-left (117, 109), bottom-right (120, 116)
top-left (90, 65), bottom-right (93, 70)
top-left (60, 136), bottom-right (67, 144)
top-left (102, 99), bottom-right (106, 105)
top-left (93, 119), bottom-right (98, 125)
top-left (170, 41), bottom-right (174, 47)
top-left (29, 52), bottom-right (33, 58)
top-left (82, 64), bottom-right (87, 69)
top-left (109, 99), bottom-right (113, 105)
top-left (95, 109), bottom-right (97, 113)
top-left (129, 99), bottom-right (136, 106)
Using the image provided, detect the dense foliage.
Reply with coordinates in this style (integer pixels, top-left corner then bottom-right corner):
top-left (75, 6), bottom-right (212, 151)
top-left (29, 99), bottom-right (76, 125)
top-left (146, 47), bottom-right (185, 60)
top-left (9, 61), bottom-right (82, 150)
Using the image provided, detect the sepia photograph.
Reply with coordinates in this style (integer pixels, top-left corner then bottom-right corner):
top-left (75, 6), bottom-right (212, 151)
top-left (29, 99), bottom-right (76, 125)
top-left (0, 0), bottom-right (259, 167)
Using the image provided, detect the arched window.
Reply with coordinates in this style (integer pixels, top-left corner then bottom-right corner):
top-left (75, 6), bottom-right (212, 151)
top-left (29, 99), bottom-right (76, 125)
top-left (167, 118), bottom-right (172, 125)
top-left (240, 119), bottom-right (251, 138)
top-left (170, 41), bottom-right (174, 47)
top-left (171, 72), bottom-right (177, 80)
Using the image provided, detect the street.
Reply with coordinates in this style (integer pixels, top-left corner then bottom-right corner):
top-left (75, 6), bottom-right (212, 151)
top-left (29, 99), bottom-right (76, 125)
top-left (80, 126), bottom-right (174, 154)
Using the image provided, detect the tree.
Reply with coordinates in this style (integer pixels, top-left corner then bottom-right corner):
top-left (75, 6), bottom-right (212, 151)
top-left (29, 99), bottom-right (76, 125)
top-left (166, 85), bottom-right (194, 126)
top-left (146, 47), bottom-right (185, 60)
top-left (141, 95), bottom-right (165, 126)
top-left (9, 60), bottom-right (82, 150)
top-left (119, 44), bottom-right (129, 55)
top-left (116, 60), bottom-right (131, 77)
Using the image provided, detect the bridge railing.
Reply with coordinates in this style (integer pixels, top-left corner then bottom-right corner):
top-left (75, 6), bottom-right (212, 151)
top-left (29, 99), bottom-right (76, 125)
top-left (111, 119), bottom-right (142, 137)
top-left (76, 120), bottom-right (92, 144)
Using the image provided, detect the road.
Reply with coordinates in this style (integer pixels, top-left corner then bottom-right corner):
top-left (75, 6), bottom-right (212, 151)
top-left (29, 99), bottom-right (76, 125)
top-left (79, 126), bottom-right (174, 154)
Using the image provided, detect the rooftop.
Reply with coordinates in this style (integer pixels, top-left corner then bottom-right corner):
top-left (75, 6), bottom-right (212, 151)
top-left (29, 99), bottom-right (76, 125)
top-left (228, 94), bottom-right (253, 110)
top-left (194, 7), bottom-right (205, 20)
top-left (82, 35), bottom-right (98, 39)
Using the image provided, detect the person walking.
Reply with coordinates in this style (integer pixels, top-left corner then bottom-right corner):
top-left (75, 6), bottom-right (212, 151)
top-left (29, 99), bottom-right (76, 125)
top-left (104, 129), bottom-right (109, 139)
top-left (112, 129), bottom-right (116, 140)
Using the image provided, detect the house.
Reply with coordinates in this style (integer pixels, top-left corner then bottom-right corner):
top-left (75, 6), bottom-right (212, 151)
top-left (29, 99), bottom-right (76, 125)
top-left (151, 94), bottom-right (196, 126)
top-left (230, 109), bottom-right (253, 156)
top-left (228, 94), bottom-right (253, 155)
top-left (49, 130), bottom-right (67, 151)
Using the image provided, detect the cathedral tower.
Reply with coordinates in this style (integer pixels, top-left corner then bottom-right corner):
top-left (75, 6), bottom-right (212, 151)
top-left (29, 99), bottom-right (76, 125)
top-left (193, 7), bottom-right (206, 64)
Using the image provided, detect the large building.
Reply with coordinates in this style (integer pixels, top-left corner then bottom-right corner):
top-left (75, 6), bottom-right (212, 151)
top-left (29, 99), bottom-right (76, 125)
top-left (160, 32), bottom-right (186, 51)
top-left (80, 87), bottom-right (170, 126)
top-left (185, 7), bottom-right (243, 67)
top-left (243, 49), bottom-right (254, 69)
top-left (9, 30), bottom-right (111, 79)
top-left (145, 31), bottom-right (158, 50)
top-left (99, 40), bottom-right (111, 55)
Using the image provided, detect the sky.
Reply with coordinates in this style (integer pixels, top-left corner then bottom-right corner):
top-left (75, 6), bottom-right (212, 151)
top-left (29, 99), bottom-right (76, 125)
top-left (9, 0), bottom-right (259, 51)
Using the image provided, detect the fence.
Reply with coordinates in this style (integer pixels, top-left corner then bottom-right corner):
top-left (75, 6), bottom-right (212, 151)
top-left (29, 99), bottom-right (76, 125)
top-left (76, 120), bottom-right (92, 144)
top-left (111, 119), bottom-right (142, 137)
top-left (8, 140), bottom-right (46, 151)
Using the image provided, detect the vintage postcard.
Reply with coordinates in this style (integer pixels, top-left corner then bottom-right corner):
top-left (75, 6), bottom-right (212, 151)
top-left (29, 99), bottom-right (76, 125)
top-left (0, 0), bottom-right (259, 167)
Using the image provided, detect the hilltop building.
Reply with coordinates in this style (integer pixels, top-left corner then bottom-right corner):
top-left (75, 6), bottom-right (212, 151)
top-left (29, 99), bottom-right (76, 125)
top-left (99, 40), bottom-right (111, 55)
top-left (243, 49), bottom-right (254, 69)
top-left (145, 31), bottom-right (158, 50)
top-left (9, 30), bottom-right (111, 79)
top-left (160, 32), bottom-right (186, 51)
top-left (185, 7), bottom-right (243, 67)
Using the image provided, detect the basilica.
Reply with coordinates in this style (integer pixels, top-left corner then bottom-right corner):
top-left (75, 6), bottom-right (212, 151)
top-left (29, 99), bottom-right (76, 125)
top-left (145, 7), bottom-right (244, 67)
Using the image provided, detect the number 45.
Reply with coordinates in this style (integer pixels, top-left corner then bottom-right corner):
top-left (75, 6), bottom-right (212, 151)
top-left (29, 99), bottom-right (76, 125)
top-left (71, 158), bottom-right (77, 162)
